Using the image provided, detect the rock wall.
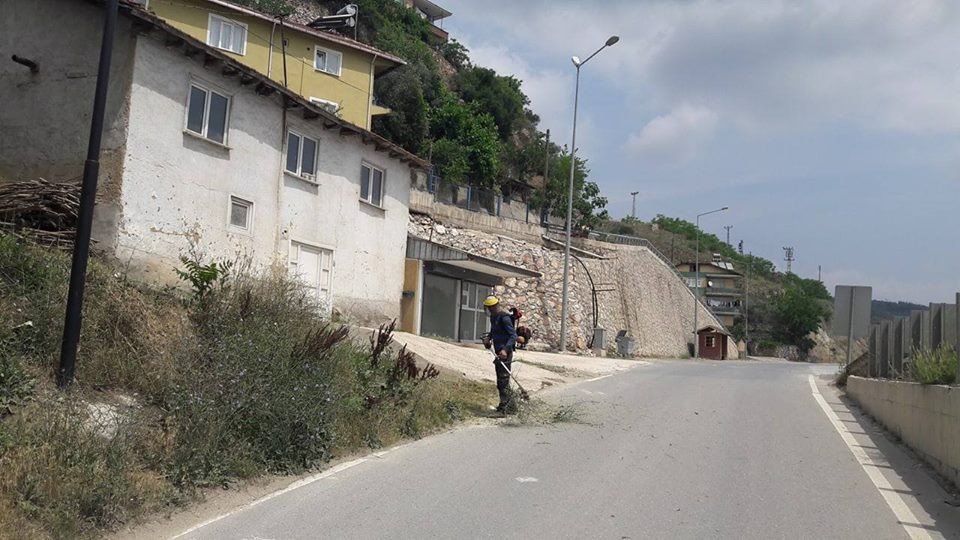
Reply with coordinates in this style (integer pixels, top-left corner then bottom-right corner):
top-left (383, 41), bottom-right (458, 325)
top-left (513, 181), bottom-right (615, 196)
top-left (410, 215), bottom-right (725, 357)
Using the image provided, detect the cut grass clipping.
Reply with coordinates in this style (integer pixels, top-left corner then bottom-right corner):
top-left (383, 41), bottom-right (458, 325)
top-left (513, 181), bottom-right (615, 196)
top-left (501, 398), bottom-right (586, 427)
top-left (0, 236), bottom-right (488, 538)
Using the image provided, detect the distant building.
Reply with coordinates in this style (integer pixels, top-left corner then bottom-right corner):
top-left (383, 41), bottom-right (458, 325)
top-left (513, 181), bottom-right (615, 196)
top-left (400, 0), bottom-right (453, 42)
top-left (677, 254), bottom-right (744, 328)
top-left (143, 0), bottom-right (405, 129)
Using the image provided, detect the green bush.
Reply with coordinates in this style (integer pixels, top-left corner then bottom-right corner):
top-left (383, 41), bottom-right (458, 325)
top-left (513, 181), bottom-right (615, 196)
top-left (910, 346), bottom-right (958, 385)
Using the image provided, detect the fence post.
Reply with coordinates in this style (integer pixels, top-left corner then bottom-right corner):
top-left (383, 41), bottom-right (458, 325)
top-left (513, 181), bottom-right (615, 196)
top-left (956, 293), bottom-right (960, 382)
top-left (868, 324), bottom-right (878, 378)
top-left (880, 320), bottom-right (892, 378)
top-left (930, 303), bottom-right (945, 350)
top-left (920, 309), bottom-right (932, 353)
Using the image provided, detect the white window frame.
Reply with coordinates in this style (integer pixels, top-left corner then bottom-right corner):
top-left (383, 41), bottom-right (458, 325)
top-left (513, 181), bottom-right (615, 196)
top-left (207, 14), bottom-right (248, 55)
top-left (227, 195), bottom-right (254, 234)
top-left (284, 130), bottom-right (320, 182)
top-left (309, 97), bottom-right (341, 116)
top-left (313, 45), bottom-right (343, 76)
top-left (360, 162), bottom-right (386, 208)
top-left (184, 81), bottom-right (231, 146)
top-left (705, 336), bottom-right (716, 348)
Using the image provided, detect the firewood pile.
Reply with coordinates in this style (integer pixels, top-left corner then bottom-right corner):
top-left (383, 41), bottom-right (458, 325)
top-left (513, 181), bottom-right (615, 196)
top-left (0, 178), bottom-right (81, 247)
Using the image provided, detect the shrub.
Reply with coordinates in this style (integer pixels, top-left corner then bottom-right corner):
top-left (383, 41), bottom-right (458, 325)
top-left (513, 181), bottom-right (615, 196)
top-left (910, 346), bottom-right (958, 385)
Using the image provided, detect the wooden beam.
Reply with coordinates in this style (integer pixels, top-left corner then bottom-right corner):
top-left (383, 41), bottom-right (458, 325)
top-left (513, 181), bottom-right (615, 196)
top-left (255, 82), bottom-right (276, 96)
top-left (323, 120), bottom-right (339, 129)
top-left (184, 45), bottom-right (203, 57)
top-left (303, 109), bottom-right (320, 120)
top-left (131, 19), bottom-right (155, 34)
top-left (340, 128), bottom-right (358, 136)
top-left (239, 73), bottom-right (256, 85)
top-left (203, 52), bottom-right (218, 67)
top-left (164, 35), bottom-right (185, 48)
top-left (222, 65), bottom-right (240, 77)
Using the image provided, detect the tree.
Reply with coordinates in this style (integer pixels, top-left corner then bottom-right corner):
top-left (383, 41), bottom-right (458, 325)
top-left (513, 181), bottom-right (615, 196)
top-left (439, 39), bottom-right (471, 71)
top-left (456, 67), bottom-right (528, 140)
top-left (372, 67), bottom-right (429, 153)
top-left (530, 150), bottom-right (608, 231)
top-left (771, 283), bottom-right (830, 352)
top-left (428, 93), bottom-right (501, 186)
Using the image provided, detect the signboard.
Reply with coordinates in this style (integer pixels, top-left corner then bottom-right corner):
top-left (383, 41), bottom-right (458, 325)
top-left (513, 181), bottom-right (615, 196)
top-left (832, 285), bottom-right (872, 340)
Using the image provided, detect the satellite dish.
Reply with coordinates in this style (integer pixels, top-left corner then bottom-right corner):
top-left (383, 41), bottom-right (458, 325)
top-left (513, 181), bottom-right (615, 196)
top-left (337, 4), bottom-right (358, 15)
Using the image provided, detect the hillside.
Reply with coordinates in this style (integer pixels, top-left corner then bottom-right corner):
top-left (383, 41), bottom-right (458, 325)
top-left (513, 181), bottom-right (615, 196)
top-left (232, 0), bottom-right (609, 228)
top-left (871, 300), bottom-right (926, 322)
top-left (600, 217), bottom-right (831, 355)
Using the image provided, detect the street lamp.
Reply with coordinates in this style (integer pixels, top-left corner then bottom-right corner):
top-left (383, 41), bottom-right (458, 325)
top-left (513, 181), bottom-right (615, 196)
top-left (692, 206), bottom-right (728, 358)
top-left (559, 35), bottom-right (619, 352)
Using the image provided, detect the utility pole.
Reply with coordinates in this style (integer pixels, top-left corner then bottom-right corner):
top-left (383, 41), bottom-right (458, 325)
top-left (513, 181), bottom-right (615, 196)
top-left (745, 251), bottom-right (751, 347)
top-left (59, 0), bottom-right (119, 388)
top-left (818, 264), bottom-right (822, 282)
top-left (630, 191), bottom-right (639, 220)
top-left (724, 225), bottom-right (733, 246)
top-left (783, 246), bottom-right (794, 274)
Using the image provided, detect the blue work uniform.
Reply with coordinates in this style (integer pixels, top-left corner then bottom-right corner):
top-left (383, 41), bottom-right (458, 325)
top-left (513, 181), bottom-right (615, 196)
top-left (489, 310), bottom-right (517, 411)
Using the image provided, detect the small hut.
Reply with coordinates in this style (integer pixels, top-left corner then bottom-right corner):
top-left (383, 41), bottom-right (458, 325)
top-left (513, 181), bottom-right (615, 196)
top-left (697, 326), bottom-right (732, 360)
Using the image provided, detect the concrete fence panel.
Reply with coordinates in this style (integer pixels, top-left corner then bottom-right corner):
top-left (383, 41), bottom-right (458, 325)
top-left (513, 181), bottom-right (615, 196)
top-left (931, 303), bottom-right (945, 350)
top-left (893, 317), bottom-right (907, 377)
top-left (847, 377), bottom-right (960, 489)
top-left (879, 320), bottom-right (892, 378)
top-left (868, 324), bottom-right (879, 378)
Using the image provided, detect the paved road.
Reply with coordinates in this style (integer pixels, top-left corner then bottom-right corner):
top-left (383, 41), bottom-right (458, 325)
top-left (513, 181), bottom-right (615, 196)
top-left (175, 360), bottom-right (960, 539)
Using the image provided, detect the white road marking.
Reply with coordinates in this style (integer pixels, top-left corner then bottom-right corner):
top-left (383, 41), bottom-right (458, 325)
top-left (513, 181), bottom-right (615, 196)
top-left (585, 374), bottom-right (613, 383)
top-left (170, 457), bottom-right (368, 539)
top-left (807, 375), bottom-right (933, 540)
top-left (515, 477), bottom-right (539, 483)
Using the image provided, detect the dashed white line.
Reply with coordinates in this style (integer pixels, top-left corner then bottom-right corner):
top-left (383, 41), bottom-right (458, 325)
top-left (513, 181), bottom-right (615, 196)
top-left (807, 375), bottom-right (933, 540)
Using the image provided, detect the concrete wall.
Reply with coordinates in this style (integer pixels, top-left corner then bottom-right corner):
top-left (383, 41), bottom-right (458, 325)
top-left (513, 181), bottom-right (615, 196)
top-left (409, 191), bottom-right (546, 243)
top-left (0, 0), bottom-right (135, 191)
top-left (116, 32), bottom-right (409, 324)
top-left (847, 376), bottom-right (960, 488)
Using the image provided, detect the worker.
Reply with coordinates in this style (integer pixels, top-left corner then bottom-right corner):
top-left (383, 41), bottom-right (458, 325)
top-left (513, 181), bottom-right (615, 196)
top-left (482, 295), bottom-right (517, 414)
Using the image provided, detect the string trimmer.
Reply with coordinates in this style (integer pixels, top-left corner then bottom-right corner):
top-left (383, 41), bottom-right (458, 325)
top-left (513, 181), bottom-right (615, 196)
top-left (482, 333), bottom-right (530, 401)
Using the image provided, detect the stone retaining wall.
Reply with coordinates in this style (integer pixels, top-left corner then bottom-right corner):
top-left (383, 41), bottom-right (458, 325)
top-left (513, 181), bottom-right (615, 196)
top-left (410, 215), bottom-right (724, 356)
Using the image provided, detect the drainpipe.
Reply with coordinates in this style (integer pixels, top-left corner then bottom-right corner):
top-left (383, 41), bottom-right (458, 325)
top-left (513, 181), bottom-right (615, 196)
top-left (267, 19), bottom-right (277, 79)
top-left (279, 17), bottom-right (288, 88)
top-left (367, 53), bottom-right (378, 130)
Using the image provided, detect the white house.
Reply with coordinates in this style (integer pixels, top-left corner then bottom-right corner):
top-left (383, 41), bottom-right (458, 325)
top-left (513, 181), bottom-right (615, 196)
top-left (0, 0), bottom-right (428, 325)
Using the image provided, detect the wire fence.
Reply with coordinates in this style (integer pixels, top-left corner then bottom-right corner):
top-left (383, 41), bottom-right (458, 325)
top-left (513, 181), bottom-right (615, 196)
top-left (417, 173), bottom-right (542, 224)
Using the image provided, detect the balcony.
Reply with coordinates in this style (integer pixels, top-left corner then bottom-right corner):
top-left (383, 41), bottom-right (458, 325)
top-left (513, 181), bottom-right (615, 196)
top-left (703, 287), bottom-right (743, 297)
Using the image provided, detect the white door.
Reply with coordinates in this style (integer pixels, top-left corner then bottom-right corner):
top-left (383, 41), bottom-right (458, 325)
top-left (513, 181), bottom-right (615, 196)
top-left (289, 241), bottom-right (333, 314)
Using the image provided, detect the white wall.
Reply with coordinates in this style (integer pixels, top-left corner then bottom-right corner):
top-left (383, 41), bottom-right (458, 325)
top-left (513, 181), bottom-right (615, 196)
top-left (118, 32), bottom-right (411, 324)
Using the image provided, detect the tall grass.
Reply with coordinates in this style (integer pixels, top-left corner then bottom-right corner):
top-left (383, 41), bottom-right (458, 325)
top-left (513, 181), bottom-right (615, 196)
top-left (0, 235), bottom-right (489, 537)
top-left (910, 346), bottom-right (958, 385)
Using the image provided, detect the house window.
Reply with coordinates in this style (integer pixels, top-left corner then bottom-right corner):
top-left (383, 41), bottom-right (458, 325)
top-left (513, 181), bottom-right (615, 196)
top-left (186, 83), bottom-right (230, 144)
top-left (360, 163), bottom-right (384, 207)
top-left (705, 336), bottom-right (716, 348)
top-left (228, 196), bottom-right (253, 232)
top-left (208, 14), bottom-right (247, 55)
top-left (309, 97), bottom-right (341, 116)
top-left (314, 46), bottom-right (343, 76)
top-left (285, 131), bottom-right (318, 180)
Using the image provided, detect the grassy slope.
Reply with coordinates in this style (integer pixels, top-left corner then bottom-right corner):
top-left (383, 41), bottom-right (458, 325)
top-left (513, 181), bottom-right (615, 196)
top-left (0, 235), bottom-right (489, 538)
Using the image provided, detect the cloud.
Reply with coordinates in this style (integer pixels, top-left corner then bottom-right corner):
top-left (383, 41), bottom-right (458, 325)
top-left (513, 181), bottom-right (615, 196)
top-left (624, 105), bottom-right (718, 161)
top-left (447, 0), bottom-right (960, 136)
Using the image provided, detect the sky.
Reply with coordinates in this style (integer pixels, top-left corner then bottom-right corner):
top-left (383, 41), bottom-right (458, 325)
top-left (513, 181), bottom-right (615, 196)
top-left (440, 0), bottom-right (960, 304)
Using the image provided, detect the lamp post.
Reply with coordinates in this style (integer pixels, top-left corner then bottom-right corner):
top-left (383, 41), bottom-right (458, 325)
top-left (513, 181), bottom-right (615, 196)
top-left (559, 35), bottom-right (619, 352)
top-left (692, 206), bottom-right (728, 358)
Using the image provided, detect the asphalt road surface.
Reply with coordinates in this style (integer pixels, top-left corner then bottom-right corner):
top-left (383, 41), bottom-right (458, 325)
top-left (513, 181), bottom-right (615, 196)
top-left (173, 360), bottom-right (960, 539)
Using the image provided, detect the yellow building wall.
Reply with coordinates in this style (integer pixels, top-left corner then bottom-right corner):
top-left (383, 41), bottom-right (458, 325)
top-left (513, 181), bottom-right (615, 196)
top-left (148, 0), bottom-right (375, 128)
